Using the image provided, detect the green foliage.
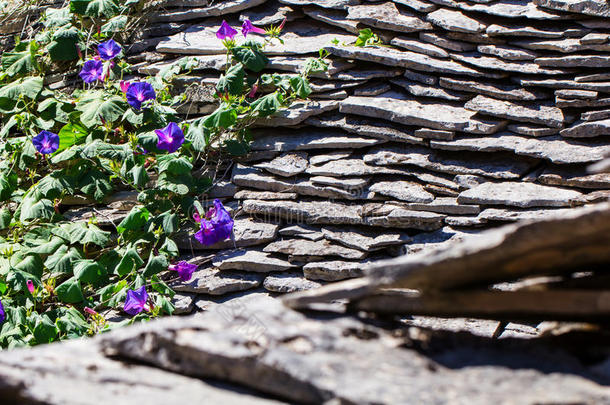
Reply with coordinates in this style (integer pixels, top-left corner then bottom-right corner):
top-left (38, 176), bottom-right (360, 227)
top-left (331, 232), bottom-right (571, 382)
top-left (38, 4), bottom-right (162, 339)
top-left (355, 28), bottom-right (383, 47)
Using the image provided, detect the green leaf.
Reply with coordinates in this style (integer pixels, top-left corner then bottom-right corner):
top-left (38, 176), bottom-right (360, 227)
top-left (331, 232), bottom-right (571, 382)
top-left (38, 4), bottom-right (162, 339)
top-left (82, 140), bottom-right (131, 160)
top-left (55, 277), bottom-right (84, 303)
top-left (71, 0), bottom-right (119, 17)
top-left (79, 169), bottom-right (113, 201)
top-left (36, 171), bottom-right (74, 199)
top-left (184, 119), bottom-right (210, 152)
top-left (101, 15), bottom-right (127, 33)
top-left (44, 245), bottom-right (82, 274)
top-left (159, 237), bottom-right (179, 257)
top-left (116, 206), bottom-right (150, 234)
top-left (0, 208), bottom-right (11, 230)
top-left (57, 121), bottom-right (89, 151)
top-left (76, 92), bottom-right (127, 128)
top-left (216, 63), bottom-right (245, 96)
top-left (56, 307), bottom-right (89, 338)
top-left (62, 222), bottom-right (110, 247)
top-left (142, 254), bottom-right (168, 277)
top-left (1, 41), bottom-right (38, 77)
top-left (19, 195), bottom-right (54, 222)
top-left (29, 237), bottom-right (65, 255)
top-left (11, 254), bottom-right (43, 278)
top-left (0, 173), bottom-right (17, 201)
top-left (151, 274), bottom-right (175, 297)
top-left (44, 7), bottom-right (72, 29)
top-left (250, 91), bottom-right (283, 118)
top-left (48, 27), bottom-right (80, 61)
top-left (155, 210), bottom-right (178, 234)
top-left (231, 43), bottom-right (268, 72)
top-left (33, 314), bottom-right (58, 344)
top-left (223, 139), bottom-right (250, 156)
top-left (156, 295), bottom-right (175, 315)
top-left (73, 259), bottom-right (107, 284)
top-left (203, 105), bottom-right (237, 129)
top-left (157, 155), bottom-right (192, 175)
top-left (114, 248), bottom-right (143, 276)
top-left (289, 76), bottom-right (312, 99)
top-left (0, 77), bottom-right (43, 113)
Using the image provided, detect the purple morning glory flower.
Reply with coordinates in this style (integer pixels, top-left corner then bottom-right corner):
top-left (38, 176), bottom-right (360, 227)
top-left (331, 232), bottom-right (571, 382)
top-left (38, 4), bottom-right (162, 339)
top-left (33, 130), bottom-right (59, 155)
top-left (169, 261), bottom-right (197, 282)
top-left (79, 59), bottom-right (104, 83)
top-left (242, 19), bottom-right (266, 37)
top-left (155, 122), bottom-right (184, 153)
top-left (126, 82), bottom-right (156, 110)
top-left (0, 299), bottom-right (5, 325)
top-left (123, 286), bottom-right (148, 316)
top-left (98, 39), bottom-right (121, 61)
top-left (194, 199), bottom-right (234, 246)
top-left (216, 20), bottom-right (238, 40)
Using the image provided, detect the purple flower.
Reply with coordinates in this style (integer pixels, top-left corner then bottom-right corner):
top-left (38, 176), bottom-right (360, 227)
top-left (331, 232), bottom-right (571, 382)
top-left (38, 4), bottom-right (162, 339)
top-left (242, 19), bottom-right (266, 37)
top-left (216, 20), bottom-right (238, 40)
top-left (123, 286), bottom-right (148, 316)
top-left (194, 199), bottom-right (234, 246)
top-left (33, 131), bottom-right (59, 155)
top-left (79, 59), bottom-right (104, 83)
top-left (0, 299), bottom-right (5, 325)
top-left (169, 261), bottom-right (197, 282)
top-left (120, 80), bottom-right (130, 93)
top-left (155, 122), bottom-right (184, 153)
top-left (126, 82), bottom-right (156, 110)
top-left (98, 39), bottom-right (121, 60)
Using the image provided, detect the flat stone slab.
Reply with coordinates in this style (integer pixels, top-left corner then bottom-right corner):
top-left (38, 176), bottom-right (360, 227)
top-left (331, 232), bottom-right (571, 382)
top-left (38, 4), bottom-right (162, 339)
top-left (347, 2), bottom-right (432, 33)
top-left (477, 207), bottom-right (580, 223)
top-left (420, 32), bottom-right (476, 52)
top-left (430, 0), bottom-right (570, 20)
top-left (250, 128), bottom-right (381, 151)
top-left (533, 0), bottom-right (610, 17)
top-left (439, 77), bottom-right (548, 101)
top-left (538, 167), bottom-right (610, 189)
top-left (560, 119), bottom-right (610, 138)
top-left (255, 100), bottom-right (339, 126)
top-left (321, 226), bottom-right (410, 251)
top-left (263, 273), bottom-right (322, 293)
top-left (370, 180), bottom-right (435, 203)
top-left (457, 182), bottom-right (585, 208)
top-left (536, 55), bottom-right (610, 68)
top-left (518, 79), bottom-right (610, 93)
top-left (177, 218), bottom-right (279, 250)
top-left (212, 249), bottom-right (299, 272)
top-left (279, 0), bottom-right (360, 9)
top-left (340, 95), bottom-right (506, 134)
top-left (263, 239), bottom-right (367, 260)
top-left (303, 260), bottom-right (365, 281)
top-left (157, 21), bottom-right (355, 55)
top-left (391, 79), bottom-right (468, 101)
top-left (486, 23), bottom-right (581, 38)
top-left (172, 293), bottom-right (195, 315)
top-left (426, 8), bottom-right (486, 33)
top-left (508, 124), bottom-right (559, 137)
top-left (234, 190), bottom-right (298, 200)
top-left (171, 268), bottom-right (263, 295)
top-left (452, 53), bottom-right (571, 75)
top-left (254, 152), bottom-right (309, 177)
top-left (404, 197), bottom-right (481, 215)
top-left (477, 44), bottom-right (538, 61)
top-left (406, 226), bottom-right (483, 255)
top-left (279, 224), bottom-right (324, 241)
top-left (153, 0), bottom-right (267, 21)
top-left (390, 36), bottom-right (449, 58)
top-left (303, 6), bottom-right (360, 34)
top-left (465, 95), bottom-right (565, 128)
top-left (364, 145), bottom-right (535, 179)
top-left (430, 134), bottom-right (610, 164)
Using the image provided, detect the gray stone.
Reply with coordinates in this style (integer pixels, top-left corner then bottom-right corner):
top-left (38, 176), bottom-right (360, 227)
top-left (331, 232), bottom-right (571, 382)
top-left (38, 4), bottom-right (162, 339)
top-left (581, 109), bottom-right (610, 122)
top-left (340, 95), bottom-right (506, 134)
top-left (171, 293), bottom-right (195, 315)
top-left (207, 181), bottom-right (238, 199)
top-left (370, 180), bottom-right (435, 203)
top-left (391, 79), bottom-right (468, 101)
top-left (308, 151), bottom-right (352, 165)
top-left (426, 8), bottom-right (486, 33)
top-left (514, 38), bottom-right (610, 53)
top-left (465, 95), bottom-right (565, 128)
top-left (404, 69), bottom-right (438, 85)
top-left (279, 224), bottom-right (325, 241)
top-left (430, 134), bottom-right (610, 164)
top-left (310, 175), bottom-right (369, 189)
top-left (263, 239), bottom-right (367, 259)
top-left (353, 82), bottom-right (392, 96)
top-left (311, 90), bottom-right (348, 100)
top-left (477, 44), bottom-right (538, 61)
top-left (241, 3), bottom-right (303, 25)
top-left (560, 119), bottom-right (610, 138)
top-left (263, 273), bottom-right (322, 293)
top-left (555, 89), bottom-right (598, 99)
top-left (331, 68), bottom-right (404, 81)
top-left (303, 260), bottom-right (364, 281)
top-left (536, 55), bottom-right (610, 68)
top-left (533, 0), bottom-right (610, 17)
top-left (279, 0), bottom-right (360, 9)
top-left (213, 249), bottom-right (299, 272)
top-left (419, 32), bottom-right (476, 52)
top-left (234, 190), bottom-right (298, 200)
top-left (486, 23), bottom-right (584, 38)
top-left (171, 268), bottom-right (263, 295)
top-left (347, 2), bottom-right (432, 33)
top-left (158, 21), bottom-right (355, 55)
top-left (406, 226), bottom-right (483, 255)
top-left (457, 182), bottom-right (584, 208)
top-left (430, 0), bottom-right (570, 20)
top-left (177, 218), bottom-right (279, 250)
top-left (414, 128), bottom-right (455, 140)
top-left (390, 37), bottom-right (449, 58)
top-left (538, 167), bottom-right (610, 189)
top-left (153, 0), bottom-right (267, 22)
top-left (255, 100), bottom-right (339, 126)
top-left (393, 0), bottom-right (438, 12)
top-left (250, 128), bottom-right (381, 151)
top-left (477, 207), bottom-right (575, 222)
top-left (517, 78), bottom-right (610, 93)
top-left (404, 197), bottom-right (481, 215)
top-left (254, 152), bottom-right (308, 177)
top-left (363, 206), bottom-right (446, 230)
top-left (452, 53), bottom-right (571, 75)
top-left (556, 97), bottom-right (610, 108)
top-left (439, 77), bottom-right (548, 101)
top-left (303, 6), bottom-right (360, 33)
top-left (507, 124), bottom-right (560, 137)
top-left (364, 145), bottom-right (534, 179)
top-left (575, 73), bottom-right (610, 82)
top-left (454, 174), bottom-right (488, 189)
top-left (269, 56), bottom-right (354, 76)
top-left (443, 215), bottom-right (487, 227)
top-left (322, 226), bottom-right (410, 251)
top-left (307, 158), bottom-right (405, 177)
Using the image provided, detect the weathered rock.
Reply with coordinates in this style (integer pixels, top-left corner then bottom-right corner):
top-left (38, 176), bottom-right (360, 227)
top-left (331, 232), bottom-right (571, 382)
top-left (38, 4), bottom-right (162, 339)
top-left (403, 69), bottom-right (438, 85)
top-left (353, 82), bottom-right (392, 96)
top-left (427, 8), bottom-right (486, 33)
top-left (263, 273), bottom-right (322, 293)
top-left (406, 226), bottom-right (483, 255)
top-left (234, 190), bottom-right (298, 200)
top-left (538, 167), bottom-right (610, 189)
top-left (303, 260), bottom-right (364, 281)
top-left (255, 100), bottom-right (339, 126)
top-left (302, 6), bottom-right (361, 33)
top-left (370, 180), bottom-right (435, 203)
top-left (172, 293), bottom-right (195, 315)
top-left (308, 151), bottom-right (353, 165)
top-left (153, 0), bottom-right (267, 21)
top-left (414, 128), bottom-right (455, 140)
top-left (533, 0), bottom-right (610, 17)
top-left (213, 249), bottom-right (299, 272)
top-left (465, 95), bottom-right (565, 128)
top-left (556, 97), bottom-right (610, 108)
top-left (310, 175), bottom-right (369, 189)
top-left (429, 0), bottom-right (570, 20)
top-left (391, 79), bottom-right (468, 101)
top-left (364, 145), bottom-right (534, 179)
top-left (404, 197), bottom-right (481, 215)
top-left (250, 128), bottom-right (381, 151)
top-left (340, 95), bottom-right (506, 134)
top-left (177, 218), bottom-right (279, 250)
top-left (457, 182), bottom-right (584, 208)
top-left (555, 89), bottom-right (598, 99)
top-left (430, 134), bottom-right (610, 164)
top-left (487, 23), bottom-right (581, 39)
top-left (439, 77), bottom-right (548, 101)
top-left (279, 0), bottom-right (360, 9)
top-left (452, 53), bottom-right (571, 75)
top-left (263, 239), bottom-right (367, 259)
top-left (241, 3), bottom-right (303, 25)
top-left (390, 37), bottom-right (449, 58)
top-left (575, 73), bottom-right (610, 83)
top-left (477, 207), bottom-right (575, 223)
top-left (560, 119), bottom-right (610, 138)
top-left (394, 0), bottom-right (438, 12)
top-left (171, 268), bottom-right (264, 295)
top-left (536, 55), bottom-right (610, 68)
top-left (321, 226), bottom-right (410, 251)
top-left (347, 2), bottom-right (432, 33)
top-left (477, 44), bottom-right (538, 61)
top-left (279, 224), bottom-right (325, 241)
top-left (420, 32), bottom-right (476, 52)
top-left (306, 158), bottom-right (405, 177)
top-left (517, 78), bottom-right (610, 93)
top-left (582, 109), bottom-right (610, 122)
top-left (507, 124), bottom-right (560, 137)
top-left (254, 152), bottom-right (309, 177)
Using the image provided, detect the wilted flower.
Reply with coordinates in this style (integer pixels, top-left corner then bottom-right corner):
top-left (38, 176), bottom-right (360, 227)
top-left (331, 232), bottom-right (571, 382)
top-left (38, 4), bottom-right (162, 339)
top-left (26, 280), bottom-right (35, 294)
top-left (247, 84), bottom-right (258, 98)
top-left (79, 59), bottom-right (104, 83)
top-left (84, 307), bottom-right (98, 316)
top-left (98, 39), bottom-right (121, 60)
top-left (155, 122), bottom-right (184, 153)
top-left (119, 80), bottom-right (130, 93)
top-left (241, 19), bottom-right (266, 37)
top-left (123, 286), bottom-right (148, 316)
top-left (216, 20), bottom-right (238, 40)
top-left (32, 131), bottom-right (59, 155)
top-left (126, 82), bottom-right (156, 110)
top-left (0, 300), bottom-right (4, 325)
top-left (169, 261), bottom-right (197, 282)
top-left (194, 199), bottom-right (234, 246)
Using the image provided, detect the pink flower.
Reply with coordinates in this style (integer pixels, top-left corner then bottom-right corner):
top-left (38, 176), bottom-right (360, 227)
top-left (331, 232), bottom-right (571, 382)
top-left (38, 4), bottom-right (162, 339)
top-left (241, 19), bottom-right (266, 38)
top-left (248, 84), bottom-right (258, 98)
top-left (120, 80), bottom-right (130, 93)
top-left (26, 280), bottom-right (35, 294)
top-left (84, 307), bottom-right (98, 316)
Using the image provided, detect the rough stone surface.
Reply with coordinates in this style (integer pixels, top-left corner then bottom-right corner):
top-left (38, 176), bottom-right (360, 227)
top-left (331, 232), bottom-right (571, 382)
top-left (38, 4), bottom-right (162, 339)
top-left (560, 119), bottom-right (610, 138)
top-left (457, 182), bottom-right (585, 208)
top-left (370, 180), bottom-right (435, 202)
top-left (254, 152), bottom-right (309, 177)
top-left (427, 8), bottom-right (486, 34)
top-left (303, 260), bottom-right (365, 281)
top-left (250, 128), bottom-right (381, 151)
top-left (171, 268), bottom-right (264, 295)
top-left (213, 249), bottom-right (299, 272)
top-left (391, 37), bottom-right (449, 58)
top-left (321, 226), bottom-right (410, 251)
top-left (263, 273), bottom-right (322, 293)
top-left (263, 238), bottom-right (367, 260)
top-left (465, 95), bottom-right (565, 128)
top-left (347, 2), bottom-right (432, 33)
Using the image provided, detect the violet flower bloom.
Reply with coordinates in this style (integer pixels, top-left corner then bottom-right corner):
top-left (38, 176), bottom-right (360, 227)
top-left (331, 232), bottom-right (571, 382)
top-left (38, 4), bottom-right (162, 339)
top-left (79, 59), bottom-right (104, 83)
top-left (216, 20), bottom-right (238, 40)
top-left (126, 82), bottom-right (156, 110)
top-left (32, 131), bottom-right (59, 155)
top-left (26, 280), bottom-right (35, 294)
top-left (242, 19), bottom-right (266, 37)
top-left (194, 199), bottom-right (234, 246)
top-left (120, 80), bottom-right (130, 93)
top-left (123, 286), bottom-right (148, 316)
top-left (169, 261), bottom-right (197, 282)
top-left (98, 39), bottom-right (121, 60)
top-left (155, 122), bottom-right (184, 153)
top-left (0, 300), bottom-right (4, 325)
